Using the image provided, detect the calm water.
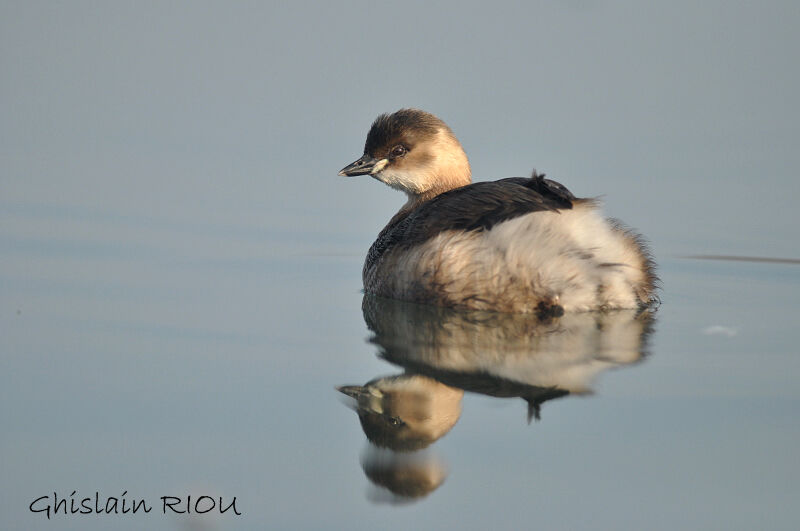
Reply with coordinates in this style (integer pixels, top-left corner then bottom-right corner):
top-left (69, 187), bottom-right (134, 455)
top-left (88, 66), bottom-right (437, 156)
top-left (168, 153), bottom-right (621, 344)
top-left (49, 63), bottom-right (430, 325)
top-left (2, 201), bottom-right (798, 531)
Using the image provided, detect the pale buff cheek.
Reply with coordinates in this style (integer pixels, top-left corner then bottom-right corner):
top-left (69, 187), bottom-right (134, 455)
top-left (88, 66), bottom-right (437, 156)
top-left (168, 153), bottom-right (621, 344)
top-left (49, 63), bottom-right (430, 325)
top-left (375, 168), bottom-right (429, 194)
top-left (373, 129), bottom-right (471, 196)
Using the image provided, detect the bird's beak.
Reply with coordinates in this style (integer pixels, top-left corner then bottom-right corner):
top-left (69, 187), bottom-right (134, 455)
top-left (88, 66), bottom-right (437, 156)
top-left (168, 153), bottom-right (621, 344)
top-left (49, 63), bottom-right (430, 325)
top-left (338, 155), bottom-right (387, 176)
top-left (336, 385), bottom-right (370, 399)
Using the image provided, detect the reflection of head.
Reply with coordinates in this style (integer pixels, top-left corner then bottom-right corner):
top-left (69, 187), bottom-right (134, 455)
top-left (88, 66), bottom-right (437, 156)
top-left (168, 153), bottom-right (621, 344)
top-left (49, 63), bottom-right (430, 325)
top-left (338, 374), bottom-right (463, 451)
top-left (361, 447), bottom-right (447, 502)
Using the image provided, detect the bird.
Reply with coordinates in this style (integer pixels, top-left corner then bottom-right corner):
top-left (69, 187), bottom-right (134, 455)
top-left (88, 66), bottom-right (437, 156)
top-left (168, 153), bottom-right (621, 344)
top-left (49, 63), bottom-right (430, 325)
top-left (339, 109), bottom-right (658, 314)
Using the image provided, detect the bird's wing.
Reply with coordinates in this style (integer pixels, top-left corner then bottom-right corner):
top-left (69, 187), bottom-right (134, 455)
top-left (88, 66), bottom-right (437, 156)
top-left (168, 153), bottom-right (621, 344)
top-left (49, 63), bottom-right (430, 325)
top-left (397, 176), bottom-right (576, 247)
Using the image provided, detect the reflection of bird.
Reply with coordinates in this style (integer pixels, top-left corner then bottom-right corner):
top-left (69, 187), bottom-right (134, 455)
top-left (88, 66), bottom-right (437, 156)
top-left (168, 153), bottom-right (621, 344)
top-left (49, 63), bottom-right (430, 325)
top-left (362, 294), bottom-right (655, 421)
top-left (337, 374), bottom-right (463, 452)
top-left (340, 109), bottom-right (658, 313)
top-left (335, 297), bottom-right (656, 504)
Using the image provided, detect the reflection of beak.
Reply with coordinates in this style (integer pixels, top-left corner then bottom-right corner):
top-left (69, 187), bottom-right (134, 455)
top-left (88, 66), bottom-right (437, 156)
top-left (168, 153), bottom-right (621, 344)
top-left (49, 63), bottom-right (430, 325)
top-left (337, 385), bottom-right (385, 414)
top-left (338, 155), bottom-right (387, 176)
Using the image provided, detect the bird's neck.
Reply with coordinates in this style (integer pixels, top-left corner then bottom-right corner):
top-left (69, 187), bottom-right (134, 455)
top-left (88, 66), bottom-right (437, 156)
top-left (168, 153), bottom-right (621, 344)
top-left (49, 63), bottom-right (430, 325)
top-left (404, 157), bottom-right (472, 211)
top-left (403, 174), bottom-right (470, 211)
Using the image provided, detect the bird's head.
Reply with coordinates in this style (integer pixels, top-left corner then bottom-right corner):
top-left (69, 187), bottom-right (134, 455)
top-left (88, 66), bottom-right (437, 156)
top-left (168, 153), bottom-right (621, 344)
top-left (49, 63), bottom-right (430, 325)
top-left (339, 109), bottom-right (471, 200)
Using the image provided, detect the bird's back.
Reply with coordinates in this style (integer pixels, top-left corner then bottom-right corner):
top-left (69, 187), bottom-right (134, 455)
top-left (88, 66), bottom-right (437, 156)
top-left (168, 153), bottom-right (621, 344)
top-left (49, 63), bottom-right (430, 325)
top-left (366, 174), bottom-right (574, 270)
top-left (363, 175), bottom-right (657, 313)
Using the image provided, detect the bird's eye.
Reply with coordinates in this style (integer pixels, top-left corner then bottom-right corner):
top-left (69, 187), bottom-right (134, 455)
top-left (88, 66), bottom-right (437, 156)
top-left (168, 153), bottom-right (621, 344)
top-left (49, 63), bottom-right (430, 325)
top-left (390, 145), bottom-right (407, 158)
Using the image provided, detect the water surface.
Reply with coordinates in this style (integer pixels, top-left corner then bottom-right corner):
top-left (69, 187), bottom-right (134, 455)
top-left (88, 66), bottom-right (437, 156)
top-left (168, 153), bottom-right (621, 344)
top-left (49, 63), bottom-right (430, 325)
top-left (2, 202), bottom-right (798, 529)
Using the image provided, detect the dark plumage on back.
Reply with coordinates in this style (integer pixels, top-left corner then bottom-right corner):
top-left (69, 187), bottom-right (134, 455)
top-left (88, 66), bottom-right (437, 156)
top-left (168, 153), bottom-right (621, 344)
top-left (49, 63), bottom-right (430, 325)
top-left (406, 174), bottom-right (574, 239)
top-left (366, 172), bottom-right (576, 270)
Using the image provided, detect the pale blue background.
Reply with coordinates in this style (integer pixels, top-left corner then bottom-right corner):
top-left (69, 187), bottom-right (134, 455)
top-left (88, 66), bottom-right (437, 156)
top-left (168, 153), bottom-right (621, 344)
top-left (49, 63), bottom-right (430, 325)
top-left (2, 1), bottom-right (799, 530)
